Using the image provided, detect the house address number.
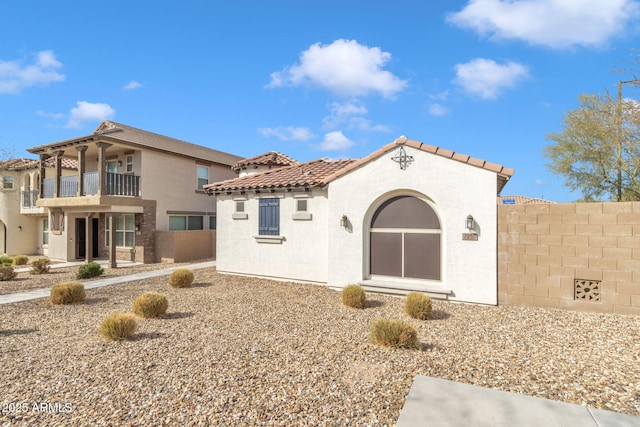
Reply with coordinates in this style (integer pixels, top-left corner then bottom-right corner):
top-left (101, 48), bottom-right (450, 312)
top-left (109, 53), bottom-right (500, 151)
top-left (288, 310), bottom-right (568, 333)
top-left (462, 233), bottom-right (478, 241)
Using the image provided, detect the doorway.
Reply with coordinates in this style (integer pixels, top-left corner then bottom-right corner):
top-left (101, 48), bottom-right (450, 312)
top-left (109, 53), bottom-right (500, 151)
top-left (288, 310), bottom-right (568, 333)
top-left (76, 218), bottom-right (99, 259)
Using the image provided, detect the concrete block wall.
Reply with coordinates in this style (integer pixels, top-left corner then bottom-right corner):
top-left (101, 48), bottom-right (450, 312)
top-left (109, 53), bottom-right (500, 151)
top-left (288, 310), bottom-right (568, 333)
top-left (498, 202), bottom-right (640, 315)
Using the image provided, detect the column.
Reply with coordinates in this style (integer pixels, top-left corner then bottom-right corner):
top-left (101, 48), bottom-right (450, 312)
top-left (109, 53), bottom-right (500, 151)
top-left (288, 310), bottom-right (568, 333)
top-left (76, 146), bottom-right (87, 196)
top-left (108, 213), bottom-right (116, 268)
top-left (95, 142), bottom-right (112, 196)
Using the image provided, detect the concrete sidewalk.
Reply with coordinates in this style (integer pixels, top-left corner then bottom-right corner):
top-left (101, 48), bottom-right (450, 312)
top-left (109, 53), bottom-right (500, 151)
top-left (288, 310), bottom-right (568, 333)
top-left (397, 375), bottom-right (640, 427)
top-left (1, 261), bottom-right (215, 305)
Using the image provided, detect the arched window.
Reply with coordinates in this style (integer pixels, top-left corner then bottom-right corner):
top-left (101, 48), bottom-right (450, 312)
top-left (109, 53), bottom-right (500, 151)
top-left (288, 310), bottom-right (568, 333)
top-left (370, 195), bottom-right (441, 280)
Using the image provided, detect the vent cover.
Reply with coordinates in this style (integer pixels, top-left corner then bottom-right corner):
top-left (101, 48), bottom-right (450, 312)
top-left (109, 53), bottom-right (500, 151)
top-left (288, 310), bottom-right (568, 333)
top-left (574, 279), bottom-right (601, 302)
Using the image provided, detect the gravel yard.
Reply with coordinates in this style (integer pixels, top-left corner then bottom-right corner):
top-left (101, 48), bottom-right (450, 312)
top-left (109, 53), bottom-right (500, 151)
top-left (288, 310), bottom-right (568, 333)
top-left (1, 267), bottom-right (639, 426)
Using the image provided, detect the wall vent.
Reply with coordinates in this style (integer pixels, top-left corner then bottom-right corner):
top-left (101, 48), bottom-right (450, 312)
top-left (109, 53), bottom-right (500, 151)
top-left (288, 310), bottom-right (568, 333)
top-left (574, 279), bottom-right (601, 302)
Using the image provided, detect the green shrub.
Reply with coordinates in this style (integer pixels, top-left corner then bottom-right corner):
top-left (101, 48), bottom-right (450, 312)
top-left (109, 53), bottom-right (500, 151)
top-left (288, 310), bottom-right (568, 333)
top-left (168, 268), bottom-right (194, 288)
top-left (0, 265), bottom-right (17, 281)
top-left (341, 284), bottom-right (365, 309)
top-left (0, 255), bottom-right (13, 265)
top-left (50, 282), bottom-right (86, 305)
top-left (76, 262), bottom-right (104, 279)
top-left (369, 318), bottom-right (419, 349)
top-left (13, 255), bottom-right (28, 266)
top-left (100, 312), bottom-right (137, 341)
top-left (133, 292), bottom-right (168, 318)
top-left (30, 258), bottom-right (50, 275)
top-left (405, 292), bottom-right (433, 320)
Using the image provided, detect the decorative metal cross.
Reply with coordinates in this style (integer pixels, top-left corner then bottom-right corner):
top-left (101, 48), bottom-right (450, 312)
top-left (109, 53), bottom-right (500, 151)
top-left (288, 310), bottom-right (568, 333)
top-left (391, 146), bottom-right (414, 170)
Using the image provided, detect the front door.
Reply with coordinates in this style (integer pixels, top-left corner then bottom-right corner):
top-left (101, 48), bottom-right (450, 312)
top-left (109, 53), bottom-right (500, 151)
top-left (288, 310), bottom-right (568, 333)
top-left (369, 195), bottom-right (441, 281)
top-left (76, 218), bottom-right (99, 259)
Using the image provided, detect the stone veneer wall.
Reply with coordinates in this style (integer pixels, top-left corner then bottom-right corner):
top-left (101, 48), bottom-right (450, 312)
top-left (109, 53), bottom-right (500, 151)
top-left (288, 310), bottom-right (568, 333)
top-left (498, 202), bottom-right (640, 315)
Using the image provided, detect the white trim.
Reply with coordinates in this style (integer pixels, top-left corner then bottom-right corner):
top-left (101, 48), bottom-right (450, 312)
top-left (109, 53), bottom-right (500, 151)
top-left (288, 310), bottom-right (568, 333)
top-left (292, 212), bottom-right (312, 221)
top-left (254, 235), bottom-right (284, 244)
top-left (370, 228), bottom-right (441, 234)
top-left (232, 212), bottom-right (248, 220)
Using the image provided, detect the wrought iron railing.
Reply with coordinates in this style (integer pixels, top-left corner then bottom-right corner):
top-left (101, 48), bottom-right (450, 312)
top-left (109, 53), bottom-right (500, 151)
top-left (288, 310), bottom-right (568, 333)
top-left (21, 190), bottom-right (40, 208)
top-left (42, 173), bottom-right (140, 198)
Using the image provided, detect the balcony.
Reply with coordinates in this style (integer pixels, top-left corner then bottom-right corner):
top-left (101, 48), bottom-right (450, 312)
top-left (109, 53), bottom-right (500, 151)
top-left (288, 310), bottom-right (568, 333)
top-left (21, 190), bottom-right (45, 214)
top-left (43, 172), bottom-right (141, 198)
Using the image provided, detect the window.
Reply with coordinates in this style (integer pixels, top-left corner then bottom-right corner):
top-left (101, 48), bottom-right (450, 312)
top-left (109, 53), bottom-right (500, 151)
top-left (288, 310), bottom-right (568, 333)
top-left (169, 215), bottom-right (204, 230)
top-left (43, 218), bottom-right (49, 245)
top-left (50, 209), bottom-right (64, 233)
top-left (209, 215), bottom-right (217, 230)
top-left (232, 200), bottom-right (248, 220)
top-left (125, 155), bottom-right (134, 173)
top-left (296, 200), bottom-right (307, 212)
top-left (197, 165), bottom-right (209, 190)
top-left (236, 201), bottom-right (245, 212)
top-left (106, 160), bottom-right (118, 173)
top-left (259, 198), bottom-right (279, 235)
top-left (106, 214), bottom-right (135, 248)
top-left (292, 197), bottom-right (312, 221)
top-left (2, 175), bottom-right (14, 190)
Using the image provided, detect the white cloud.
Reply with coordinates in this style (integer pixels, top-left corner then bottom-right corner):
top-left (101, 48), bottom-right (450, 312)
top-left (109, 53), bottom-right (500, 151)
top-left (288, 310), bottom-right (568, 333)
top-left (322, 101), bottom-right (389, 132)
top-left (318, 131), bottom-right (354, 151)
top-left (0, 50), bottom-right (65, 94)
top-left (123, 80), bottom-right (142, 90)
top-left (348, 117), bottom-right (390, 132)
top-left (453, 58), bottom-right (529, 99)
top-left (66, 101), bottom-right (115, 129)
top-left (447, 0), bottom-right (639, 49)
top-left (535, 179), bottom-right (545, 185)
top-left (429, 90), bottom-right (450, 101)
top-left (268, 39), bottom-right (407, 98)
top-left (36, 110), bottom-right (64, 120)
top-left (428, 103), bottom-right (450, 116)
top-left (258, 126), bottom-right (314, 141)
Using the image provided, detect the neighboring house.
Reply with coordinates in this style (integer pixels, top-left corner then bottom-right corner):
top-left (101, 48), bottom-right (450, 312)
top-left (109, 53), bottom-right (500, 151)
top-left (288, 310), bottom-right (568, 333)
top-left (25, 121), bottom-right (242, 265)
top-left (0, 158), bottom-right (77, 256)
top-left (498, 195), bottom-right (555, 205)
top-left (206, 136), bottom-right (515, 305)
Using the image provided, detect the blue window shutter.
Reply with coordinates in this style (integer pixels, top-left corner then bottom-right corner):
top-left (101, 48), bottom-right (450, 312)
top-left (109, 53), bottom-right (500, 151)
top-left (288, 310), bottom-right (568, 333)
top-left (259, 198), bottom-right (279, 235)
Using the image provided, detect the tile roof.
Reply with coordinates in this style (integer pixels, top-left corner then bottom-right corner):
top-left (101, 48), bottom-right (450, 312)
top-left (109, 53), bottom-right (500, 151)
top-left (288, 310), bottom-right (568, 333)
top-left (206, 158), bottom-right (356, 193)
top-left (232, 151), bottom-right (298, 172)
top-left (498, 195), bottom-right (555, 205)
top-left (26, 121), bottom-right (242, 166)
top-left (206, 136), bottom-right (515, 194)
top-left (1, 157), bottom-right (78, 171)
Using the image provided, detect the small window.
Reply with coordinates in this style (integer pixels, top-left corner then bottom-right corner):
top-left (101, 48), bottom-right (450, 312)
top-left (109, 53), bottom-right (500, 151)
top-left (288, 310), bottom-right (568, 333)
top-left (197, 165), bottom-right (209, 190)
top-left (296, 199), bottom-right (307, 212)
top-left (43, 218), bottom-right (49, 245)
top-left (2, 175), bottom-right (14, 190)
top-left (169, 215), bottom-right (204, 230)
top-left (209, 215), bottom-right (217, 230)
top-left (259, 198), bottom-right (279, 236)
top-left (50, 209), bottom-right (64, 232)
top-left (126, 155), bottom-right (134, 173)
top-left (236, 201), bottom-right (245, 212)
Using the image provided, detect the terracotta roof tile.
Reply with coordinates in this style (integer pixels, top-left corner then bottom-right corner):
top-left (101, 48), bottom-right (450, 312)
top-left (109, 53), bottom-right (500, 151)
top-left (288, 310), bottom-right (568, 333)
top-left (498, 195), bottom-right (555, 205)
top-left (232, 151), bottom-right (297, 172)
top-left (205, 158), bottom-right (356, 193)
top-left (1, 157), bottom-right (77, 171)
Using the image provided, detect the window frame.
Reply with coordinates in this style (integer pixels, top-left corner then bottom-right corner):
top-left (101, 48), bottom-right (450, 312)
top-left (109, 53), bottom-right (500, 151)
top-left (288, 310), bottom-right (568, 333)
top-left (125, 154), bottom-right (134, 173)
top-left (2, 175), bottom-right (14, 190)
top-left (169, 215), bottom-right (204, 230)
top-left (197, 165), bottom-right (209, 190)
top-left (258, 197), bottom-right (280, 236)
top-left (42, 218), bottom-right (49, 246)
top-left (106, 214), bottom-right (135, 248)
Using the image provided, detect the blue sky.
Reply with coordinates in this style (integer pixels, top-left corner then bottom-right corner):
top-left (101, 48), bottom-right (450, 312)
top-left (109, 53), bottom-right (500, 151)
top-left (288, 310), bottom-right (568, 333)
top-left (1, 1), bottom-right (639, 202)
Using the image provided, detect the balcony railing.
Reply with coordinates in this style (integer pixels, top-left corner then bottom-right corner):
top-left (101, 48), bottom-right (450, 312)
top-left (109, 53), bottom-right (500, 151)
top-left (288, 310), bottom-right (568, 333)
top-left (42, 172), bottom-right (141, 198)
top-left (21, 190), bottom-right (40, 208)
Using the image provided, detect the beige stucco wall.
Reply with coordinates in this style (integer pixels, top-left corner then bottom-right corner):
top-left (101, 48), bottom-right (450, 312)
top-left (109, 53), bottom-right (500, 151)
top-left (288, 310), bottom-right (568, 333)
top-left (498, 202), bottom-right (640, 315)
top-left (155, 230), bottom-right (215, 263)
top-left (327, 146), bottom-right (500, 305)
top-left (216, 188), bottom-right (329, 283)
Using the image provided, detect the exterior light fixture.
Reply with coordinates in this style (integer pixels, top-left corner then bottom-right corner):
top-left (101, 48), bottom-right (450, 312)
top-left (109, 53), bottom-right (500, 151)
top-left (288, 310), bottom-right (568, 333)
top-left (18, 225), bottom-right (22, 231)
top-left (465, 215), bottom-right (474, 231)
top-left (340, 215), bottom-right (348, 227)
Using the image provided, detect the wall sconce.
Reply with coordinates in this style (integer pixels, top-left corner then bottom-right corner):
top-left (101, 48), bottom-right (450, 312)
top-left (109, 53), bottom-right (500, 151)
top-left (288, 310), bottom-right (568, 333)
top-left (18, 225), bottom-right (22, 231)
top-left (340, 215), bottom-right (348, 228)
top-left (117, 160), bottom-right (123, 166)
top-left (465, 215), bottom-right (475, 231)
top-left (135, 225), bottom-right (140, 231)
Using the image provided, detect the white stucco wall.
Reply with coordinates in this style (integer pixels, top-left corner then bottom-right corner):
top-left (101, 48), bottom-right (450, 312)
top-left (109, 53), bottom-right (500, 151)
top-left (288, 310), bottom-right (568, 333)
top-left (216, 189), bottom-right (329, 283)
top-left (327, 146), bottom-right (500, 305)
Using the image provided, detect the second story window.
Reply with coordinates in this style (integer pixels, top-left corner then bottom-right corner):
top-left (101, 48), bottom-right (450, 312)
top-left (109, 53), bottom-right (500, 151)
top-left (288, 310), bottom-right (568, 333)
top-left (2, 175), bottom-right (14, 190)
top-left (125, 155), bottom-right (134, 173)
top-left (106, 160), bottom-right (118, 174)
top-left (197, 165), bottom-right (209, 190)
top-left (259, 198), bottom-right (279, 236)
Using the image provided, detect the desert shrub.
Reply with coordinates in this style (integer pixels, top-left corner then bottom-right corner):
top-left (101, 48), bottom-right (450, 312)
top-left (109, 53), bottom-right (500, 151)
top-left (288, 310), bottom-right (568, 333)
top-left (13, 255), bottom-right (28, 266)
top-left (133, 292), bottom-right (168, 318)
top-left (50, 282), bottom-right (86, 305)
top-left (100, 312), bottom-right (137, 341)
top-left (0, 255), bottom-right (13, 265)
top-left (0, 265), bottom-right (17, 281)
top-left (405, 292), bottom-right (433, 320)
top-left (168, 268), bottom-right (194, 288)
top-left (76, 262), bottom-right (104, 279)
top-left (369, 318), bottom-right (419, 349)
top-left (30, 258), bottom-right (50, 275)
top-left (341, 284), bottom-right (365, 309)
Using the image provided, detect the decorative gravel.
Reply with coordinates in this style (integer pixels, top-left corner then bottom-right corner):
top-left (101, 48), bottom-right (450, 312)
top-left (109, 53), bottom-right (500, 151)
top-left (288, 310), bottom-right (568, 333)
top-left (1, 268), bottom-right (639, 426)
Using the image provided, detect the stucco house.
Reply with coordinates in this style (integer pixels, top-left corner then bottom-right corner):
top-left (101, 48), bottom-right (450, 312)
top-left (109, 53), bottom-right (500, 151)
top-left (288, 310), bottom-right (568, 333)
top-left (24, 121), bottom-right (241, 265)
top-left (0, 157), bottom-right (77, 256)
top-left (206, 136), bottom-right (514, 305)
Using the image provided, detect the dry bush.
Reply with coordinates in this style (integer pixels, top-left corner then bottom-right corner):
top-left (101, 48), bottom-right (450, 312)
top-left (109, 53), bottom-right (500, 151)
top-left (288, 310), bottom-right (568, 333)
top-left (133, 292), bottom-right (168, 318)
top-left (369, 318), bottom-right (419, 349)
top-left (100, 313), bottom-right (137, 341)
top-left (341, 284), bottom-right (365, 309)
top-left (13, 255), bottom-right (28, 266)
top-left (30, 258), bottom-right (51, 275)
top-left (50, 282), bottom-right (86, 305)
top-left (0, 265), bottom-right (17, 281)
top-left (405, 292), bottom-right (432, 320)
top-left (169, 268), bottom-right (194, 288)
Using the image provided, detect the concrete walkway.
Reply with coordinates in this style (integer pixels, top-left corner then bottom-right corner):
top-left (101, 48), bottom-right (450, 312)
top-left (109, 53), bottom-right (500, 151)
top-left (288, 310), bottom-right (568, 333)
top-left (1, 260), bottom-right (215, 305)
top-left (397, 375), bottom-right (640, 427)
